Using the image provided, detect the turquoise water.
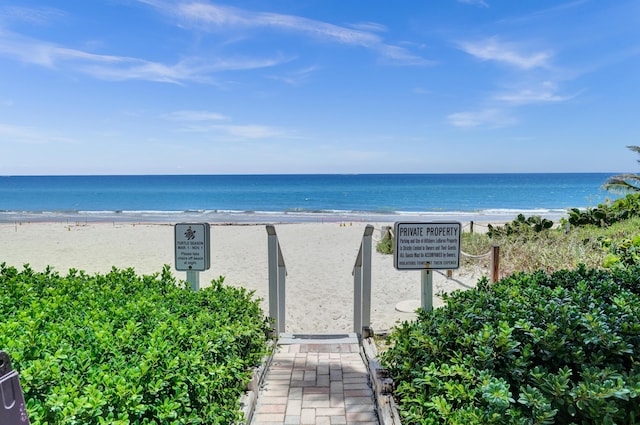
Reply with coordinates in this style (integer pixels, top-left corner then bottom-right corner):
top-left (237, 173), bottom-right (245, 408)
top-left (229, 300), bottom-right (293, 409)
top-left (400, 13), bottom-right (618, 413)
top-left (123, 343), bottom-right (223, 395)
top-left (0, 173), bottom-right (620, 223)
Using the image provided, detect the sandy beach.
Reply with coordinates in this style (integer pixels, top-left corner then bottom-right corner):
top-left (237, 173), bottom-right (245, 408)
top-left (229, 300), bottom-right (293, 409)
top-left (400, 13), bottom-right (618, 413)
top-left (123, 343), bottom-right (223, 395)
top-left (0, 221), bottom-right (488, 334)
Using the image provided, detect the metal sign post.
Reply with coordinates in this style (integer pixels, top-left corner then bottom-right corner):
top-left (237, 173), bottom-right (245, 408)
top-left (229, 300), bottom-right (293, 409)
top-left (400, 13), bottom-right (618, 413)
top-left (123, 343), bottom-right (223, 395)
top-left (394, 222), bottom-right (461, 311)
top-left (175, 223), bottom-right (211, 290)
top-left (421, 265), bottom-right (433, 312)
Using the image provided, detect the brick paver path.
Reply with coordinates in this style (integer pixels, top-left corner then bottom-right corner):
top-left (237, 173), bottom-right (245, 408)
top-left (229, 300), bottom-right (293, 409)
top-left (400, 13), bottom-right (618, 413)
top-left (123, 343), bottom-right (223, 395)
top-left (251, 341), bottom-right (378, 425)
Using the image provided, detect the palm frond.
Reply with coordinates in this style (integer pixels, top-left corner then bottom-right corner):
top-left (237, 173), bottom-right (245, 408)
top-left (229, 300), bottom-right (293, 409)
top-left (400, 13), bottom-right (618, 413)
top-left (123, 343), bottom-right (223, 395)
top-left (603, 174), bottom-right (640, 194)
top-left (626, 145), bottom-right (640, 164)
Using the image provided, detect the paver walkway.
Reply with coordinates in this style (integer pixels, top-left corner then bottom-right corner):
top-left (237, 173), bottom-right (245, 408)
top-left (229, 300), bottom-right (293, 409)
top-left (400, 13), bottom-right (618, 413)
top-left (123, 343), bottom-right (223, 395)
top-left (251, 334), bottom-right (379, 425)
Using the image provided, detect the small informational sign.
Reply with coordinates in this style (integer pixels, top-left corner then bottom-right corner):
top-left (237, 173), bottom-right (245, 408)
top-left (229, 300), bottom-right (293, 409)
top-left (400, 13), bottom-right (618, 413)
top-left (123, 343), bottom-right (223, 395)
top-left (175, 223), bottom-right (211, 271)
top-left (394, 221), bottom-right (461, 270)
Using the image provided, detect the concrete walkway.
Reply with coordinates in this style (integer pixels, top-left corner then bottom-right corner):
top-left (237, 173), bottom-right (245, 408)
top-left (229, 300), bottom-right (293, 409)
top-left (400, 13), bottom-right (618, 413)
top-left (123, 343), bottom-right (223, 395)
top-left (251, 334), bottom-right (379, 425)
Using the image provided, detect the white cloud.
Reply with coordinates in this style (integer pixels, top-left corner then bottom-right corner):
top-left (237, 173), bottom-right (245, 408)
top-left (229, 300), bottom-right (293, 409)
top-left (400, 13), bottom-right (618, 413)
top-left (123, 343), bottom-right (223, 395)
top-left (0, 123), bottom-right (74, 145)
top-left (447, 108), bottom-right (516, 128)
top-left (164, 110), bottom-right (229, 121)
top-left (140, 0), bottom-right (430, 66)
top-left (169, 119), bottom-right (290, 140)
top-left (458, 0), bottom-right (489, 8)
top-left (458, 36), bottom-right (552, 69)
top-left (268, 66), bottom-right (319, 86)
top-left (0, 6), bottom-right (65, 26)
top-left (494, 82), bottom-right (577, 104)
top-left (348, 22), bottom-right (388, 33)
top-left (216, 124), bottom-right (286, 139)
top-left (0, 30), bottom-right (286, 84)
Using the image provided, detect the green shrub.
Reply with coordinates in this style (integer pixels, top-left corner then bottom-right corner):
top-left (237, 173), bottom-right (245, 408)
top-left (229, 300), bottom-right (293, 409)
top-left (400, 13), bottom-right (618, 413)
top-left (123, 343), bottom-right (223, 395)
top-left (487, 214), bottom-right (553, 238)
top-left (600, 235), bottom-right (640, 270)
top-left (0, 263), bottom-right (271, 425)
top-left (382, 265), bottom-right (640, 424)
top-left (568, 194), bottom-right (640, 228)
top-left (377, 228), bottom-right (394, 254)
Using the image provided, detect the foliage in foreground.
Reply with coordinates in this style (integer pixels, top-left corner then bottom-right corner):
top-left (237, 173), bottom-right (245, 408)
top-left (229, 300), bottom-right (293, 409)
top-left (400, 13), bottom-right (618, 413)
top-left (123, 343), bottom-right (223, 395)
top-left (0, 263), bottom-right (271, 425)
top-left (382, 265), bottom-right (640, 425)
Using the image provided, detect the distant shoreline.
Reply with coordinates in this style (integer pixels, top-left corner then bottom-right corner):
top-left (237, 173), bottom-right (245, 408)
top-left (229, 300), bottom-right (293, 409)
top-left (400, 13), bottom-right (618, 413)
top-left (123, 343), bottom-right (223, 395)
top-left (0, 207), bottom-right (571, 224)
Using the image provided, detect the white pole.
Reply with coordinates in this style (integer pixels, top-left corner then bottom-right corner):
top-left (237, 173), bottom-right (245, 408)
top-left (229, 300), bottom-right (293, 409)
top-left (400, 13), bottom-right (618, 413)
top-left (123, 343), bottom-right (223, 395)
top-left (267, 226), bottom-right (279, 333)
top-left (186, 270), bottom-right (199, 291)
top-left (421, 268), bottom-right (433, 312)
top-left (278, 262), bottom-right (286, 334)
top-left (353, 263), bottom-right (362, 334)
top-left (362, 225), bottom-right (373, 336)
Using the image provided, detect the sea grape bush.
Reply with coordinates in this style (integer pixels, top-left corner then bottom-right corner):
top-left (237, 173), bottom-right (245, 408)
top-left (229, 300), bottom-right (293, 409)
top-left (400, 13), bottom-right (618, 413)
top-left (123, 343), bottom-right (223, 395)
top-left (568, 193), bottom-right (640, 228)
top-left (600, 235), bottom-right (640, 270)
top-left (382, 265), bottom-right (640, 424)
top-left (0, 263), bottom-right (271, 424)
top-left (487, 214), bottom-right (554, 239)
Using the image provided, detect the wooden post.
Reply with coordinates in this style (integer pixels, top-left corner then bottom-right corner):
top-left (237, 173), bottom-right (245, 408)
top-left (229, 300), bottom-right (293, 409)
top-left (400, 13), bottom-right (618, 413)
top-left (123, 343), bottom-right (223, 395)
top-left (470, 220), bottom-right (474, 234)
top-left (491, 244), bottom-right (500, 283)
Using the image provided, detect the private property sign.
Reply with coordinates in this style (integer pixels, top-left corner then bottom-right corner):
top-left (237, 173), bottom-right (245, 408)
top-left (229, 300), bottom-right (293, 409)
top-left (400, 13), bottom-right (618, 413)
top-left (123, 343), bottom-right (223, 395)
top-left (393, 222), bottom-right (462, 270)
top-left (174, 223), bottom-right (211, 272)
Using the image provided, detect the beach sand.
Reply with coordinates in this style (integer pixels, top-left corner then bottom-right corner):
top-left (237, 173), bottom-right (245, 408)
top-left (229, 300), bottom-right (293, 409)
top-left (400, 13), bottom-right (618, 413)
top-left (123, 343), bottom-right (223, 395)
top-left (0, 222), bottom-right (489, 334)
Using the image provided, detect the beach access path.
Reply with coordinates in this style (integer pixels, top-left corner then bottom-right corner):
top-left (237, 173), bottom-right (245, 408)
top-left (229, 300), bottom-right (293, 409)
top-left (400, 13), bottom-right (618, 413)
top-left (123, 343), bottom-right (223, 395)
top-left (251, 334), bottom-right (379, 425)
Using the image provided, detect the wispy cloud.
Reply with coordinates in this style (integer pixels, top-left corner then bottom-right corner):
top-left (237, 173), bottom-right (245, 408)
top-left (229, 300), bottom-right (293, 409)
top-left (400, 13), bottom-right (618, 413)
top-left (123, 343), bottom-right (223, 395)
top-left (176, 122), bottom-right (290, 139)
top-left (0, 5), bottom-right (65, 26)
top-left (162, 110), bottom-right (290, 139)
top-left (496, 0), bottom-right (588, 26)
top-left (0, 123), bottom-right (74, 145)
top-left (164, 110), bottom-right (229, 121)
top-left (216, 124), bottom-right (287, 139)
top-left (458, 36), bottom-right (552, 69)
top-left (268, 66), bottom-right (319, 86)
top-left (494, 81), bottom-right (577, 104)
top-left (458, 0), bottom-right (489, 8)
top-left (447, 108), bottom-right (516, 128)
top-left (139, 0), bottom-right (431, 66)
top-left (0, 30), bottom-right (286, 84)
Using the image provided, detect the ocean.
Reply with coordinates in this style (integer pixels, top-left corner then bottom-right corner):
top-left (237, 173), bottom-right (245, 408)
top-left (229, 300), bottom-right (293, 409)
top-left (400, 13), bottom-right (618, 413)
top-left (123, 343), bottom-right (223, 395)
top-left (0, 173), bottom-right (621, 223)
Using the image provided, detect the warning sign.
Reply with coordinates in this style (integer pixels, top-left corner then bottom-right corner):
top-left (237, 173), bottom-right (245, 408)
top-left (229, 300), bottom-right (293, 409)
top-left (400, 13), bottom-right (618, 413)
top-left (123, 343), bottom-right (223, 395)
top-left (175, 223), bottom-right (211, 271)
top-left (393, 222), bottom-right (461, 270)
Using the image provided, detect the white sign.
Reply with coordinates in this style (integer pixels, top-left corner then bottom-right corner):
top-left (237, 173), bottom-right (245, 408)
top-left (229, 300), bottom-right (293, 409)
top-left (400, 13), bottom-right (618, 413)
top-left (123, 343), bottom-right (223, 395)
top-left (393, 222), bottom-right (461, 270)
top-left (175, 223), bottom-right (211, 271)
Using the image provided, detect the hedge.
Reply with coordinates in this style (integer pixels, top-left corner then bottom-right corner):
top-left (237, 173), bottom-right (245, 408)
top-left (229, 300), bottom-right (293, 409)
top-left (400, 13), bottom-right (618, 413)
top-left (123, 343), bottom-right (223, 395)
top-left (0, 263), bottom-right (271, 424)
top-left (382, 265), bottom-right (640, 424)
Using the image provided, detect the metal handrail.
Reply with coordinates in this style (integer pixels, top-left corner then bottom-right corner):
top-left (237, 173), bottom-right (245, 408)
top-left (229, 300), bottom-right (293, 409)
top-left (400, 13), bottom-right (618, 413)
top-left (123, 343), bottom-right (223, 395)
top-left (266, 225), bottom-right (287, 334)
top-left (353, 225), bottom-right (374, 338)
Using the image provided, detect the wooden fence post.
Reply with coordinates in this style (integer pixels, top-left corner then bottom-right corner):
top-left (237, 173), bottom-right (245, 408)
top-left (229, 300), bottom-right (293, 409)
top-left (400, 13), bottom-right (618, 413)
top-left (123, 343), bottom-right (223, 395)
top-left (491, 244), bottom-right (500, 283)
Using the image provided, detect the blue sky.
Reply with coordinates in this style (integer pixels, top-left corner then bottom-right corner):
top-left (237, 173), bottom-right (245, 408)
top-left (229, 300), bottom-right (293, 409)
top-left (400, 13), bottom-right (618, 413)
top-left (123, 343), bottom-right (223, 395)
top-left (0, 0), bottom-right (639, 175)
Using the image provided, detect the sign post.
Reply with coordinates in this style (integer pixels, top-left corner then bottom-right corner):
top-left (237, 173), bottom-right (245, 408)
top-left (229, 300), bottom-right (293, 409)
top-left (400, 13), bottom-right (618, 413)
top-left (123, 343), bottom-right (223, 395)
top-left (174, 223), bottom-right (211, 290)
top-left (393, 222), bottom-right (461, 311)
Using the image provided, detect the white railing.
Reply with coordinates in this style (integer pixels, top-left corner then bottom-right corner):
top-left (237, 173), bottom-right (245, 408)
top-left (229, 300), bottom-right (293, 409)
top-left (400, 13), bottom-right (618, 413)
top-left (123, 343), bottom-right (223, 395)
top-left (266, 225), bottom-right (287, 334)
top-left (353, 225), bottom-right (374, 338)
